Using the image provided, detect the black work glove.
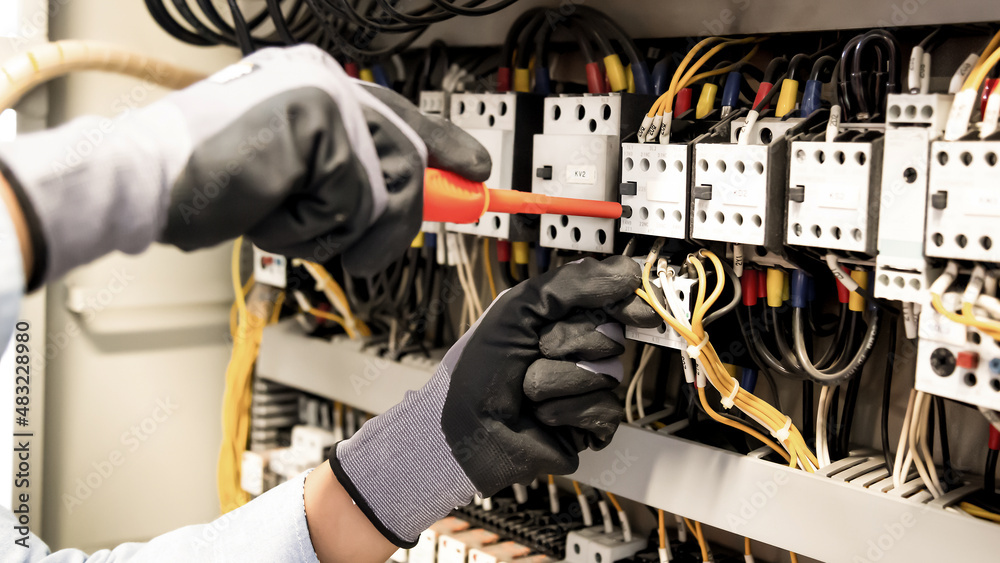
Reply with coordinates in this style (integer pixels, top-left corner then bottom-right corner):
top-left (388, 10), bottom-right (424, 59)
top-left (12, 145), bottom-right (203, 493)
top-left (0, 44), bottom-right (490, 286)
top-left (331, 256), bottom-right (660, 547)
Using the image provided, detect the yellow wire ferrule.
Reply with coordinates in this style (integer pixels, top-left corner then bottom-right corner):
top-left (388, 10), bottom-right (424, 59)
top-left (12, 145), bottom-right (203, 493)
top-left (849, 269), bottom-right (868, 312)
top-left (411, 231), bottom-right (424, 248)
top-left (359, 68), bottom-right (375, 83)
top-left (513, 67), bottom-right (531, 93)
top-left (626, 64), bottom-right (636, 93)
top-left (512, 241), bottom-right (530, 265)
top-left (775, 78), bottom-right (799, 118)
top-left (604, 54), bottom-right (628, 92)
top-left (766, 268), bottom-right (784, 308)
top-left (696, 83), bottom-right (718, 119)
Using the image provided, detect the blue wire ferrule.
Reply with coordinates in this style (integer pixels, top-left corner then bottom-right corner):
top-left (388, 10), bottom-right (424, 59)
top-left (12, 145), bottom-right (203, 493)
top-left (651, 58), bottom-right (670, 96)
top-left (722, 71), bottom-right (742, 109)
top-left (534, 67), bottom-right (552, 95)
top-left (800, 79), bottom-right (824, 117)
top-left (740, 367), bottom-right (758, 394)
top-left (790, 269), bottom-right (809, 309)
top-left (631, 61), bottom-right (652, 95)
top-left (372, 64), bottom-right (392, 88)
top-left (535, 245), bottom-right (551, 272)
top-left (424, 232), bottom-right (437, 249)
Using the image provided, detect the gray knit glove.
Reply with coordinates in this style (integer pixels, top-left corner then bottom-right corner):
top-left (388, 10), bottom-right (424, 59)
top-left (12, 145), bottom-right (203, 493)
top-left (330, 256), bottom-right (660, 547)
top-left (0, 44), bottom-right (490, 288)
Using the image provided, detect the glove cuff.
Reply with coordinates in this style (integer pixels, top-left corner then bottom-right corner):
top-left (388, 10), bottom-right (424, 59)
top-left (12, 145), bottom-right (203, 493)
top-left (331, 365), bottom-right (476, 547)
top-left (0, 104), bottom-right (190, 283)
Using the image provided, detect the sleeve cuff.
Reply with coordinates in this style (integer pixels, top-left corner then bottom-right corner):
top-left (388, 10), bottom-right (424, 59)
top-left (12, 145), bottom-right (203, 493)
top-left (328, 455), bottom-right (419, 549)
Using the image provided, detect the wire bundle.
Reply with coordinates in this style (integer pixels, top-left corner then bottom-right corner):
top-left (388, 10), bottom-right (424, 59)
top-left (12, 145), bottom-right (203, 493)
top-left (639, 36), bottom-right (761, 144)
top-left (145, 0), bottom-right (523, 61)
top-left (635, 240), bottom-right (819, 472)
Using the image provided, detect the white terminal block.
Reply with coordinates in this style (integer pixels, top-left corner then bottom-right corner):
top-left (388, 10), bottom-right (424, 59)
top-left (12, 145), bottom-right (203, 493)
top-left (410, 517), bottom-right (470, 563)
top-left (564, 526), bottom-right (647, 563)
top-left (691, 142), bottom-right (771, 246)
top-left (240, 450), bottom-right (269, 497)
top-left (785, 139), bottom-right (883, 254)
top-left (418, 90), bottom-right (448, 118)
top-left (438, 529), bottom-right (500, 563)
top-left (915, 304), bottom-right (1000, 411)
top-left (626, 265), bottom-right (696, 350)
top-left (533, 95), bottom-right (630, 253)
top-left (252, 246), bottom-right (287, 288)
top-left (619, 143), bottom-right (689, 239)
top-left (730, 116), bottom-right (802, 145)
top-left (875, 93), bottom-right (952, 303)
top-left (290, 425), bottom-right (337, 466)
top-left (447, 93), bottom-right (521, 239)
top-left (925, 140), bottom-right (1000, 262)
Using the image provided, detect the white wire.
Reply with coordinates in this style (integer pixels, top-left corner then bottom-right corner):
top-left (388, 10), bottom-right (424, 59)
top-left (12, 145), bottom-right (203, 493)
top-left (816, 386), bottom-right (830, 468)
top-left (893, 389), bottom-right (917, 490)
top-left (626, 345), bottom-right (655, 423)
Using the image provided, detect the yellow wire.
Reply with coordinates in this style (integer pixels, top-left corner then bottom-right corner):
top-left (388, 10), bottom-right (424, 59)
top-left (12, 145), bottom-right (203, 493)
top-left (658, 510), bottom-right (667, 550)
top-left (683, 45), bottom-right (760, 91)
top-left (694, 520), bottom-right (709, 562)
top-left (745, 537), bottom-right (752, 556)
top-left (606, 491), bottom-right (624, 513)
top-left (649, 37), bottom-right (724, 117)
top-left (231, 237), bottom-right (248, 337)
top-left (483, 238), bottom-right (498, 299)
top-left (960, 502), bottom-right (1000, 523)
top-left (636, 247), bottom-right (818, 471)
top-left (572, 480), bottom-right (583, 496)
top-left (653, 37), bottom-right (759, 117)
top-left (269, 292), bottom-right (286, 325)
top-left (790, 552), bottom-right (799, 563)
top-left (301, 261), bottom-right (371, 338)
top-left (964, 29), bottom-right (1000, 91)
top-left (964, 45), bottom-right (1000, 95)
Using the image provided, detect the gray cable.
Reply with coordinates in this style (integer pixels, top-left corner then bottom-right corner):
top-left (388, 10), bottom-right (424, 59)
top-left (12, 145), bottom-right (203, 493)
top-left (792, 307), bottom-right (880, 384)
top-left (704, 258), bottom-right (742, 327)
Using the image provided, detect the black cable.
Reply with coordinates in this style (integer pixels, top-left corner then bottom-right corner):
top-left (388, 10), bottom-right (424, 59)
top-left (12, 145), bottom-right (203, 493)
top-left (837, 357), bottom-right (863, 456)
top-left (882, 315), bottom-right (898, 475)
top-left (986, 448), bottom-right (998, 498)
top-left (427, 0), bottom-right (521, 17)
top-left (227, 0), bottom-right (257, 55)
top-left (827, 385), bottom-right (841, 459)
top-left (936, 396), bottom-right (956, 488)
top-left (144, 0), bottom-right (216, 46)
top-left (803, 380), bottom-right (815, 443)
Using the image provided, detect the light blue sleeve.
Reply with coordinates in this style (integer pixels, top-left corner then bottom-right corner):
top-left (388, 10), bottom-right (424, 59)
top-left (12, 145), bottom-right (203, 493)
top-left (0, 471), bottom-right (321, 562)
top-left (0, 192), bottom-right (25, 352)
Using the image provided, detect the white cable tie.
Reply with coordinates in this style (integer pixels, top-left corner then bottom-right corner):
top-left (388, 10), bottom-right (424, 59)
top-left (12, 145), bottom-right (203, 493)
top-left (721, 381), bottom-right (740, 410)
top-left (686, 333), bottom-right (710, 359)
top-left (771, 416), bottom-right (793, 443)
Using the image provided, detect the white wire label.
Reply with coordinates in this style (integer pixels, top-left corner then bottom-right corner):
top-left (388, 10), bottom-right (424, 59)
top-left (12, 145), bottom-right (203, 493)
top-left (209, 62), bottom-right (258, 84)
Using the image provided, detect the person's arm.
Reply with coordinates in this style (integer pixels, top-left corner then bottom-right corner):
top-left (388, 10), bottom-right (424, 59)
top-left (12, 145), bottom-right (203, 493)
top-left (0, 174), bottom-right (32, 282)
top-left (303, 462), bottom-right (396, 562)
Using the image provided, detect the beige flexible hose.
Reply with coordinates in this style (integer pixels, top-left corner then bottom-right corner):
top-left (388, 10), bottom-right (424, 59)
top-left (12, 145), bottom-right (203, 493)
top-left (0, 40), bottom-right (207, 110)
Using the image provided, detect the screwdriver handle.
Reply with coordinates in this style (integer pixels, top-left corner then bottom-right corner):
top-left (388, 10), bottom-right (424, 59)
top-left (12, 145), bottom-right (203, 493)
top-left (422, 168), bottom-right (622, 223)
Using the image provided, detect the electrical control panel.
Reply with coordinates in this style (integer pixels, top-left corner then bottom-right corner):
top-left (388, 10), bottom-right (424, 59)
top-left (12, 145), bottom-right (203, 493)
top-left (785, 139), bottom-right (884, 254)
top-left (619, 142), bottom-right (690, 239)
top-left (446, 93), bottom-right (543, 240)
top-left (916, 300), bottom-right (1000, 411)
top-left (925, 140), bottom-right (1000, 262)
top-left (564, 526), bottom-right (646, 563)
top-left (532, 94), bottom-right (653, 253)
top-left (874, 94), bottom-right (953, 302)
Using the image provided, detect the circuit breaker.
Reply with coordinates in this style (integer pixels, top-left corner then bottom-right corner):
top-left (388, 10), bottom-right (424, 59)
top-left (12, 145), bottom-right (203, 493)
top-left (874, 93), bottom-right (952, 302)
top-left (691, 117), bottom-right (794, 250)
top-left (916, 300), bottom-right (1000, 411)
top-left (447, 92), bottom-right (543, 239)
top-left (619, 142), bottom-right (690, 240)
top-left (925, 139), bottom-right (1000, 262)
top-left (785, 138), bottom-right (883, 254)
top-left (532, 94), bottom-right (653, 253)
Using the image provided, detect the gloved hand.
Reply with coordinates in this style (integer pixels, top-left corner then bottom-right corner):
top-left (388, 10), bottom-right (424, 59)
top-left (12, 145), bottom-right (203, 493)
top-left (0, 44), bottom-right (490, 288)
top-left (331, 256), bottom-right (661, 547)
